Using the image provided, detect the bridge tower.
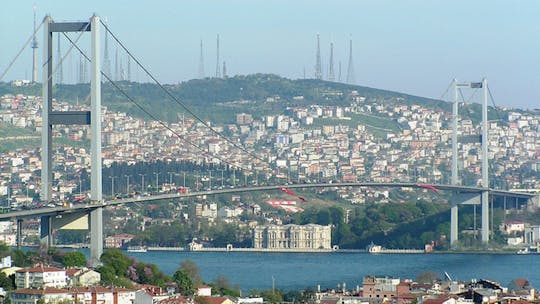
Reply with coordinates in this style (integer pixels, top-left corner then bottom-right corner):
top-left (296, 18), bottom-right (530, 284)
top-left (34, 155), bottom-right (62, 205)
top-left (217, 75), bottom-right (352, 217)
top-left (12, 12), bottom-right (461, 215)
top-left (42, 15), bottom-right (103, 266)
top-left (450, 79), bottom-right (490, 246)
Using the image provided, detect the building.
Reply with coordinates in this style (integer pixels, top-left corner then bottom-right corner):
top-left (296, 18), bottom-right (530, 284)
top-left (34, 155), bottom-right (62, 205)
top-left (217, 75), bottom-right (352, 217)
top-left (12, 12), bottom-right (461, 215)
top-left (66, 268), bottom-right (101, 287)
top-left (236, 113), bottom-right (253, 125)
top-left (362, 276), bottom-right (410, 300)
top-left (15, 266), bottom-right (67, 289)
top-left (252, 224), bottom-right (331, 250)
top-left (105, 233), bottom-right (135, 249)
top-left (524, 225), bottom-right (540, 245)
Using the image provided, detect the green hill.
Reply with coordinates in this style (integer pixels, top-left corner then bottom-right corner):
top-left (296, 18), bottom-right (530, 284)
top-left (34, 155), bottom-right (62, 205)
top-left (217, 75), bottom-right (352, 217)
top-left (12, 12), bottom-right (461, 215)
top-left (1, 74), bottom-right (448, 125)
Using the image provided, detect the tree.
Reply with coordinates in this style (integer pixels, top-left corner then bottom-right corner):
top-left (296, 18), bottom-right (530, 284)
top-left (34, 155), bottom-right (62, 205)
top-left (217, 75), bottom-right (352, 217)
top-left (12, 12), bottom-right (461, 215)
top-left (62, 251), bottom-right (87, 267)
top-left (100, 249), bottom-right (131, 277)
top-left (179, 259), bottom-right (202, 287)
top-left (0, 272), bottom-right (14, 291)
top-left (173, 270), bottom-right (194, 296)
top-left (415, 271), bottom-right (440, 284)
top-left (11, 249), bottom-right (31, 267)
top-left (212, 275), bottom-right (239, 296)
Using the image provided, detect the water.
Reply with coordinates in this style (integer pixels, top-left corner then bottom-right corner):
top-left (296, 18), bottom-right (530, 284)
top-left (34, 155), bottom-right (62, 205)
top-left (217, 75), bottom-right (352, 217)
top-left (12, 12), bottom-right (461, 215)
top-left (123, 251), bottom-right (540, 291)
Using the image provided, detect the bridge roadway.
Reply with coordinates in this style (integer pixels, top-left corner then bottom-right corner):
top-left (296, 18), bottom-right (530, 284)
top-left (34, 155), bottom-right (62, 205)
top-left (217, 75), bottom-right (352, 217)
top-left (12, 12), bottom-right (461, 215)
top-left (0, 182), bottom-right (534, 221)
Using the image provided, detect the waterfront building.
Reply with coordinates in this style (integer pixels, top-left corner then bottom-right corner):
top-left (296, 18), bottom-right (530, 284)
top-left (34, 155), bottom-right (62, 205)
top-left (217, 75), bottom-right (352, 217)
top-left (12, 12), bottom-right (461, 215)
top-left (105, 233), bottom-right (135, 249)
top-left (252, 224), bottom-right (331, 250)
top-left (524, 225), bottom-right (540, 245)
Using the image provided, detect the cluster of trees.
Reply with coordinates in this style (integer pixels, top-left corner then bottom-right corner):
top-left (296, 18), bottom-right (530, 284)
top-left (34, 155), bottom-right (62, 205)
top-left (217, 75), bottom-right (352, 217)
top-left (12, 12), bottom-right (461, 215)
top-left (292, 201), bottom-right (450, 249)
top-left (98, 251), bottom-right (241, 298)
top-left (98, 249), bottom-right (169, 288)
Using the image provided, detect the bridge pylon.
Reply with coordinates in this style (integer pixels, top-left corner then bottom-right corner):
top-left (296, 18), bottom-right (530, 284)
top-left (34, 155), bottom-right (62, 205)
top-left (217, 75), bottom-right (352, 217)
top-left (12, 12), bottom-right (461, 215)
top-left (41, 15), bottom-right (103, 266)
top-left (450, 78), bottom-right (490, 247)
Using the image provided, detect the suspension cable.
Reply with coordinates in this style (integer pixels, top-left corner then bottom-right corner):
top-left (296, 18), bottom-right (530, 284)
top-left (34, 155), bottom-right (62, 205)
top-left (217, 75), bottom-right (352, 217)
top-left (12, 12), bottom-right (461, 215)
top-left (439, 79), bottom-right (454, 101)
top-left (63, 34), bottom-right (244, 171)
top-left (99, 20), bottom-right (271, 168)
top-left (0, 19), bottom-right (45, 81)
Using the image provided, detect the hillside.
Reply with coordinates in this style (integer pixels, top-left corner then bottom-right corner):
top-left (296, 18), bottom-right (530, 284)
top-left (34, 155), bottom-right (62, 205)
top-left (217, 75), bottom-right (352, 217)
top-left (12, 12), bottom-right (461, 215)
top-left (1, 74), bottom-right (449, 124)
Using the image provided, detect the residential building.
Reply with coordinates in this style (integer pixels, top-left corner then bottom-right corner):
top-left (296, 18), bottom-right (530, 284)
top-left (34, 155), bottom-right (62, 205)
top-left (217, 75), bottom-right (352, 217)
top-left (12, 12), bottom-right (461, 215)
top-left (15, 266), bottom-right (67, 289)
top-left (362, 276), bottom-right (410, 300)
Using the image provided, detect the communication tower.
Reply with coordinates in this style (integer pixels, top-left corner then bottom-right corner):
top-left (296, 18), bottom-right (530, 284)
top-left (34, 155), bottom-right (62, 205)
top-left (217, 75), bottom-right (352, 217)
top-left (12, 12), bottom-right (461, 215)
top-left (103, 24), bottom-right (111, 78)
top-left (328, 42), bottom-right (335, 81)
top-left (346, 36), bottom-right (355, 84)
top-left (198, 39), bottom-right (204, 78)
top-left (315, 34), bottom-right (322, 80)
top-left (31, 4), bottom-right (38, 83)
top-left (215, 34), bottom-right (221, 78)
top-left (56, 33), bottom-right (63, 84)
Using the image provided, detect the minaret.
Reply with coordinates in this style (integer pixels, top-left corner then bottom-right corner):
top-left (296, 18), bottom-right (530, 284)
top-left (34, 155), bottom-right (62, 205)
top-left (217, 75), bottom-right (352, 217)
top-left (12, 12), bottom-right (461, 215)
top-left (328, 42), bottom-right (335, 81)
top-left (31, 4), bottom-right (38, 83)
top-left (346, 36), bottom-right (355, 84)
top-left (215, 34), bottom-right (221, 78)
top-left (315, 34), bottom-right (322, 80)
top-left (56, 33), bottom-right (63, 84)
top-left (198, 39), bottom-right (205, 79)
top-left (338, 61), bottom-right (342, 82)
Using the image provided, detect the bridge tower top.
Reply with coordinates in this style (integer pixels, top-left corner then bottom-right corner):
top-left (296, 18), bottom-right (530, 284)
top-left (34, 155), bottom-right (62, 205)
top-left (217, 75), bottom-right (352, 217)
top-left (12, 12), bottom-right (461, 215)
top-left (41, 15), bottom-right (102, 204)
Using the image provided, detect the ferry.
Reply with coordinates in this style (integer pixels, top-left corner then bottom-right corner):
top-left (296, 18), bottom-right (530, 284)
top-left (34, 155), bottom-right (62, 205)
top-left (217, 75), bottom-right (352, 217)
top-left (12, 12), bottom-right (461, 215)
top-left (127, 246), bottom-right (148, 253)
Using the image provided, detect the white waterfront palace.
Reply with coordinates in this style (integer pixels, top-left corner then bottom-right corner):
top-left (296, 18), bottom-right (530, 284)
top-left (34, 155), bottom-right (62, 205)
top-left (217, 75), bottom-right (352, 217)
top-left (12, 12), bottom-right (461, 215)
top-left (252, 224), bottom-right (332, 250)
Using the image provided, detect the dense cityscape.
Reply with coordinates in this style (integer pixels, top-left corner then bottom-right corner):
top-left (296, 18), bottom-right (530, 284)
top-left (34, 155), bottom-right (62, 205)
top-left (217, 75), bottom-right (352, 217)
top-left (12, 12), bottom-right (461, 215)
top-left (0, 76), bottom-right (539, 303)
top-left (1, 1), bottom-right (540, 303)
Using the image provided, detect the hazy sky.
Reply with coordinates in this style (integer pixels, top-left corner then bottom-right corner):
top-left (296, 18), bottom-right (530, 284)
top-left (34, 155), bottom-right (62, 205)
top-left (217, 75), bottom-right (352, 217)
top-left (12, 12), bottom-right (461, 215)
top-left (1, 1), bottom-right (539, 110)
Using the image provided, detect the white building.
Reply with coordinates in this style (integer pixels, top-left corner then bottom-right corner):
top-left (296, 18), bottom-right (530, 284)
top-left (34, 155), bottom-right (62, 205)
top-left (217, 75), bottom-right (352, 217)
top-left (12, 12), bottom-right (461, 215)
top-left (253, 224), bottom-right (331, 250)
top-left (15, 266), bottom-right (67, 289)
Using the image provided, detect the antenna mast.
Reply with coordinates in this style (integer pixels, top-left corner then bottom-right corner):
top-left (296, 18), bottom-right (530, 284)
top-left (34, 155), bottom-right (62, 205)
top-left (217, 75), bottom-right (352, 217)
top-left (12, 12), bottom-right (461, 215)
top-left (346, 36), bottom-right (355, 84)
top-left (328, 42), bottom-right (335, 81)
top-left (215, 34), bottom-right (221, 78)
top-left (31, 4), bottom-right (38, 83)
top-left (198, 39), bottom-right (205, 78)
top-left (56, 33), bottom-right (63, 84)
top-left (103, 21), bottom-right (111, 78)
top-left (315, 34), bottom-right (322, 80)
top-left (222, 61), bottom-right (227, 78)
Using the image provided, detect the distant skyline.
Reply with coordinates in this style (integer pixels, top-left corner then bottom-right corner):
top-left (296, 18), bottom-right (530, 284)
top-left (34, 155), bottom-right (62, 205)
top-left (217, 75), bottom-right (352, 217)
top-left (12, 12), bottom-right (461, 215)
top-left (1, 1), bottom-right (539, 109)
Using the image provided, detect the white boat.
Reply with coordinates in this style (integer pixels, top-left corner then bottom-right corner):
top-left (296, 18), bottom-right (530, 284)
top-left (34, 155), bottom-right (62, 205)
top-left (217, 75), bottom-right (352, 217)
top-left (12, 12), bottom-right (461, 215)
top-left (368, 243), bottom-right (382, 253)
top-left (127, 246), bottom-right (147, 253)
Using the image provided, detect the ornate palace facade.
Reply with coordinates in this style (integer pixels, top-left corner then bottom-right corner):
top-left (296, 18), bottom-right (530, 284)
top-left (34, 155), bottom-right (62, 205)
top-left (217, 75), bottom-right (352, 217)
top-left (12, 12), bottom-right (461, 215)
top-left (253, 224), bottom-right (332, 250)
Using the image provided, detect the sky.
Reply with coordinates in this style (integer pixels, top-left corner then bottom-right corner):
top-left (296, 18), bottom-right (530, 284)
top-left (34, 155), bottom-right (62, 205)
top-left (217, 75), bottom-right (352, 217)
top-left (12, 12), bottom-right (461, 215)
top-left (1, 0), bottom-right (540, 110)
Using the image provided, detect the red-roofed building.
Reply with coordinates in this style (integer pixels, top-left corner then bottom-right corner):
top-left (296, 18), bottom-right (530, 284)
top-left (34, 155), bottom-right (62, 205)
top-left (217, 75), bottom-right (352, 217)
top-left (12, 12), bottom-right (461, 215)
top-left (10, 287), bottom-right (71, 304)
top-left (195, 296), bottom-right (234, 304)
top-left (158, 296), bottom-right (191, 304)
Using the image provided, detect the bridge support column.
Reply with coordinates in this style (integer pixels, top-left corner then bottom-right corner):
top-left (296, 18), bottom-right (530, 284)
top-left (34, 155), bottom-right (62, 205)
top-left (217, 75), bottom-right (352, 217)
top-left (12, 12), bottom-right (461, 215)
top-left (16, 219), bottom-right (23, 249)
top-left (40, 215), bottom-right (53, 247)
top-left (529, 194), bottom-right (540, 208)
top-left (89, 208), bottom-right (103, 266)
top-left (451, 192), bottom-right (481, 247)
top-left (481, 191), bottom-right (489, 243)
top-left (450, 202), bottom-right (458, 247)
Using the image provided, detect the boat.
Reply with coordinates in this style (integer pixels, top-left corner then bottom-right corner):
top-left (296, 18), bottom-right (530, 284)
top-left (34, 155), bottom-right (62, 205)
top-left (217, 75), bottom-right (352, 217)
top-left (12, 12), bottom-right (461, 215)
top-left (367, 242), bottom-right (382, 253)
top-left (127, 246), bottom-right (147, 253)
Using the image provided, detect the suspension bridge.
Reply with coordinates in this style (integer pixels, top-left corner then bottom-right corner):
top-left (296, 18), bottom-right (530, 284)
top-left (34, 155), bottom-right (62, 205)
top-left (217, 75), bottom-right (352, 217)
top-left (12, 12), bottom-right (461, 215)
top-left (0, 15), bottom-right (538, 267)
